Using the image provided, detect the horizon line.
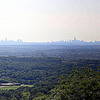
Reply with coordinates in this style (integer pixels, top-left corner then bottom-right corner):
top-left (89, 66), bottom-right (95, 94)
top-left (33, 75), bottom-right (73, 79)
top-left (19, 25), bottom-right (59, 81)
top-left (0, 39), bottom-right (99, 43)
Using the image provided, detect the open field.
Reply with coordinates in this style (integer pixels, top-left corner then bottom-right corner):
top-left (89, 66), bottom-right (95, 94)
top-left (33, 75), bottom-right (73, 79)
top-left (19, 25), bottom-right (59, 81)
top-left (0, 85), bottom-right (33, 90)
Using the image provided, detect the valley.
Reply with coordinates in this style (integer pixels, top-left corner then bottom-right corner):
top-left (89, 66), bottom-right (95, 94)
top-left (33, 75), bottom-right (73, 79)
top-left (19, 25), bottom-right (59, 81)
top-left (0, 45), bottom-right (99, 100)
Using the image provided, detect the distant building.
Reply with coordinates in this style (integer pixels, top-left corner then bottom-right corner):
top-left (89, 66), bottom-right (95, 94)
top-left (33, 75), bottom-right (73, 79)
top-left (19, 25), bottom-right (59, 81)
top-left (74, 37), bottom-right (76, 41)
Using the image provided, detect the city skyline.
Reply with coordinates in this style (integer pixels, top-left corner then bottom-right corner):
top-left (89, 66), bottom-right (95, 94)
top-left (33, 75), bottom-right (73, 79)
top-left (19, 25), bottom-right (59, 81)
top-left (0, 36), bottom-right (99, 42)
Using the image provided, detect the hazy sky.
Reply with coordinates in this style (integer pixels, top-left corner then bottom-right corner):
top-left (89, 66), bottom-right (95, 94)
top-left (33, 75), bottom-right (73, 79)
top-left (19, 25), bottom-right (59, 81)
top-left (0, 0), bottom-right (99, 42)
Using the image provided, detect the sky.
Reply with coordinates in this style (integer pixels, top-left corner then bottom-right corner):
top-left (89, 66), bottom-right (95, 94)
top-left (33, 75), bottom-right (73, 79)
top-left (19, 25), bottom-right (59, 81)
top-left (0, 0), bottom-right (99, 42)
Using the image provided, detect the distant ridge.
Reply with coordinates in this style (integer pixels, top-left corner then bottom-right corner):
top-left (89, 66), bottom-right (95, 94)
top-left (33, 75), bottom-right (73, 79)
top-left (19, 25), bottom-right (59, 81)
top-left (0, 39), bottom-right (100, 45)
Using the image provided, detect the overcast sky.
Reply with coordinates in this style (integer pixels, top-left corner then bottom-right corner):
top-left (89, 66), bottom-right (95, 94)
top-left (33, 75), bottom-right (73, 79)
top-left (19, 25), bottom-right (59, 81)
top-left (0, 0), bottom-right (99, 42)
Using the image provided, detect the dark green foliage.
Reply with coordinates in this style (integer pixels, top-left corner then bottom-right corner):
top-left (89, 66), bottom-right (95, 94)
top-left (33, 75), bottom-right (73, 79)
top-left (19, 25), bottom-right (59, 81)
top-left (0, 68), bottom-right (100, 100)
top-left (0, 45), bottom-right (99, 99)
top-left (34, 68), bottom-right (100, 100)
top-left (0, 67), bottom-right (99, 100)
top-left (0, 56), bottom-right (99, 85)
top-left (0, 57), bottom-right (66, 84)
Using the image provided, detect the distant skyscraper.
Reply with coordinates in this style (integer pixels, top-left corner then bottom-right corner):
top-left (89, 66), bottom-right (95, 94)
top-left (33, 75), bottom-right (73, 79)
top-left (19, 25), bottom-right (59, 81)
top-left (74, 37), bottom-right (76, 40)
top-left (5, 38), bottom-right (7, 41)
top-left (17, 39), bottom-right (23, 42)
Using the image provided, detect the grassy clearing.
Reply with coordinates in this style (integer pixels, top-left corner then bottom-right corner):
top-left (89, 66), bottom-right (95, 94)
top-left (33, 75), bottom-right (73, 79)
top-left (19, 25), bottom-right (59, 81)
top-left (0, 85), bottom-right (33, 90)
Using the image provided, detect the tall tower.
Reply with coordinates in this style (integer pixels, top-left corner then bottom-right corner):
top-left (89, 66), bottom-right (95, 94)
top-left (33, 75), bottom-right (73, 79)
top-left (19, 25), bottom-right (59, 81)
top-left (5, 38), bottom-right (7, 41)
top-left (74, 37), bottom-right (76, 40)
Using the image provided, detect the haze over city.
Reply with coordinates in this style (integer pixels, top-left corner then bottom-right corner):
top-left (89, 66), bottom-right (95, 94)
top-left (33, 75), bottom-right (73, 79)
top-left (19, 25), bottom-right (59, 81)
top-left (0, 0), bottom-right (99, 42)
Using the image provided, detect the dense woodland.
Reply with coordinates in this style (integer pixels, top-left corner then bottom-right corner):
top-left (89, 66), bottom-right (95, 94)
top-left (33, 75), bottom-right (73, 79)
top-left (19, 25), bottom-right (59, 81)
top-left (0, 67), bottom-right (99, 100)
top-left (0, 45), bottom-right (99, 100)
